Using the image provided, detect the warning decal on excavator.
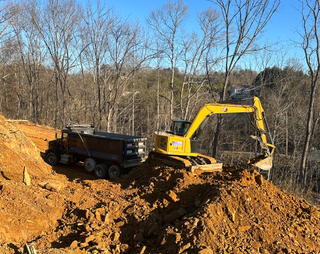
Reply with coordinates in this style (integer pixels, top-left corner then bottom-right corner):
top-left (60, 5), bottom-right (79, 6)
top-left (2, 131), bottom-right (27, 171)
top-left (221, 108), bottom-right (228, 112)
top-left (159, 137), bottom-right (167, 149)
top-left (171, 141), bottom-right (182, 147)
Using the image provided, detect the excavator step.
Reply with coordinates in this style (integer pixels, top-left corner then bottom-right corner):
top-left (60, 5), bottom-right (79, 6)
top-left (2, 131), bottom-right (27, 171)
top-left (59, 154), bottom-right (73, 164)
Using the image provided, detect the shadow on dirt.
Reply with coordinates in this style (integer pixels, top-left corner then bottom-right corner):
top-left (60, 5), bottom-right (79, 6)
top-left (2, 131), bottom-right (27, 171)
top-left (114, 163), bottom-right (229, 253)
top-left (40, 151), bottom-right (97, 181)
top-left (51, 163), bottom-right (97, 181)
top-left (117, 180), bottom-right (219, 253)
top-left (7, 244), bottom-right (19, 254)
top-left (1, 171), bottom-right (11, 180)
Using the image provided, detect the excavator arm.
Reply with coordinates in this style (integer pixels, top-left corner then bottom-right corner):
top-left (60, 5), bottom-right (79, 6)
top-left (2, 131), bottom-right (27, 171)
top-left (184, 97), bottom-right (274, 157)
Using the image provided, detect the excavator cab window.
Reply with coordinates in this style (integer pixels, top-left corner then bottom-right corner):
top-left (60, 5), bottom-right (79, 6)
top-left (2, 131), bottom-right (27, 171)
top-left (171, 120), bottom-right (191, 136)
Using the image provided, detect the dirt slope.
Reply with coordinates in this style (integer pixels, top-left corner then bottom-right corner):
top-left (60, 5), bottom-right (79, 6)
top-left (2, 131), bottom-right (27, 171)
top-left (0, 116), bottom-right (319, 254)
top-left (0, 116), bottom-right (65, 251)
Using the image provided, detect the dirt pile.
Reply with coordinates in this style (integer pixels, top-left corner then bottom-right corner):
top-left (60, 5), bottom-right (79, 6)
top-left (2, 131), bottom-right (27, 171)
top-left (114, 164), bottom-right (320, 254)
top-left (0, 116), bottom-right (66, 251)
top-left (0, 116), bottom-right (53, 182)
top-left (0, 117), bottom-right (320, 253)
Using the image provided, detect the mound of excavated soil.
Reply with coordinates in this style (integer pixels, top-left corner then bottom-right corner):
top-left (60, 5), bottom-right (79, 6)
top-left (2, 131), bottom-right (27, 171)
top-left (0, 116), bottom-right (66, 251)
top-left (0, 117), bottom-right (320, 254)
top-left (0, 116), bottom-right (53, 182)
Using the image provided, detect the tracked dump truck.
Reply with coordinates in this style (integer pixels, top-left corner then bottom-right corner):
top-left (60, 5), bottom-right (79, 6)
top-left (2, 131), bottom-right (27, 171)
top-left (45, 124), bottom-right (147, 179)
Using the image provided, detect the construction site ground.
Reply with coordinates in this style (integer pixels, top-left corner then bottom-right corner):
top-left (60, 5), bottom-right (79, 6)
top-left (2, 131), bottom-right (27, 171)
top-left (0, 115), bottom-right (320, 254)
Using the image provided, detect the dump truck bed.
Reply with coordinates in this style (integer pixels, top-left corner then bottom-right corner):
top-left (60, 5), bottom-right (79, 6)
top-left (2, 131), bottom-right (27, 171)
top-left (67, 130), bottom-right (147, 168)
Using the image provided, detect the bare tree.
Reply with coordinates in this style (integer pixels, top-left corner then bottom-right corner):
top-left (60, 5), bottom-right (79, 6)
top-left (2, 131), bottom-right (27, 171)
top-left (147, 0), bottom-right (189, 121)
top-left (82, 1), bottom-right (114, 129)
top-left (0, 0), bottom-right (17, 115)
top-left (11, 0), bottom-right (46, 123)
top-left (0, 0), bottom-right (14, 40)
top-left (208, 0), bottom-right (280, 157)
top-left (179, 7), bottom-right (222, 120)
top-left (30, 0), bottom-right (83, 127)
top-left (104, 18), bottom-right (150, 132)
top-left (297, 0), bottom-right (320, 189)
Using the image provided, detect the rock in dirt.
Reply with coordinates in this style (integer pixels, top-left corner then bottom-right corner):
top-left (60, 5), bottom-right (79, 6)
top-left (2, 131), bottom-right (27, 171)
top-left (167, 190), bottom-right (179, 202)
top-left (38, 179), bottom-right (65, 191)
top-left (163, 208), bottom-right (188, 225)
top-left (134, 232), bottom-right (145, 243)
top-left (198, 248), bottom-right (213, 254)
top-left (70, 240), bottom-right (79, 249)
top-left (23, 166), bottom-right (31, 186)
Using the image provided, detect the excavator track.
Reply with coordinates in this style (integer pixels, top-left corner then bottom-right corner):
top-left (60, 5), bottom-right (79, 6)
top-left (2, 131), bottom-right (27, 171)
top-left (196, 153), bottom-right (218, 164)
top-left (148, 151), bottom-right (223, 174)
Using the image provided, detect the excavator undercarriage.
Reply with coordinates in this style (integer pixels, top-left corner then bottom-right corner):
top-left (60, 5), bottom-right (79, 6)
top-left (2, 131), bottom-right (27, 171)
top-left (148, 151), bottom-right (223, 174)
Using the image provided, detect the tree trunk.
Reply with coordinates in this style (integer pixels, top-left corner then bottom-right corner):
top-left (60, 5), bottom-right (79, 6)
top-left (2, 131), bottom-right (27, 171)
top-left (170, 59), bottom-right (175, 121)
top-left (300, 85), bottom-right (316, 189)
top-left (212, 74), bottom-right (229, 157)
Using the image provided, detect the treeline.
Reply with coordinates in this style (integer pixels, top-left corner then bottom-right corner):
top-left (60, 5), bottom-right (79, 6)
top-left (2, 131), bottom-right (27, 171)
top-left (0, 0), bottom-right (281, 130)
top-left (1, 0), bottom-right (320, 195)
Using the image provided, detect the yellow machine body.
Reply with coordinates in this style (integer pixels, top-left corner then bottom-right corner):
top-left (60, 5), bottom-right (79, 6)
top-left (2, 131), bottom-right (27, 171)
top-left (154, 131), bottom-right (199, 156)
top-left (152, 97), bottom-right (275, 171)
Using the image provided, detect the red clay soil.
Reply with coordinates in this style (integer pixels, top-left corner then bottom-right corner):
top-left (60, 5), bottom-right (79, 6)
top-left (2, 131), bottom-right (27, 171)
top-left (0, 115), bottom-right (320, 254)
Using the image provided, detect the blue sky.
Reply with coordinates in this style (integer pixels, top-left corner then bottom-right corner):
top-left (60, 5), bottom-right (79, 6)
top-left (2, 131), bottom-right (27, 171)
top-left (105, 0), bottom-right (301, 42)
top-left (99, 0), bottom-right (304, 70)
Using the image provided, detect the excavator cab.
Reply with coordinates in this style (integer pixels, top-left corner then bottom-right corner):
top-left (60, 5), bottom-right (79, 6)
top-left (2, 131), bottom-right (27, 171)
top-left (171, 119), bottom-right (191, 136)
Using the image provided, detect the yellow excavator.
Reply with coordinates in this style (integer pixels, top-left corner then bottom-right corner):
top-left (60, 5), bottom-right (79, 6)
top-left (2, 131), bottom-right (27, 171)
top-left (149, 97), bottom-right (275, 173)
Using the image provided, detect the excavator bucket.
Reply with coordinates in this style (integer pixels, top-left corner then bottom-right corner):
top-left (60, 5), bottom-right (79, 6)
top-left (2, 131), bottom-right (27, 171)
top-left (249, 135), bottom-right (274, 171)
top-left (248, 155), bottom-right (273, 171)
